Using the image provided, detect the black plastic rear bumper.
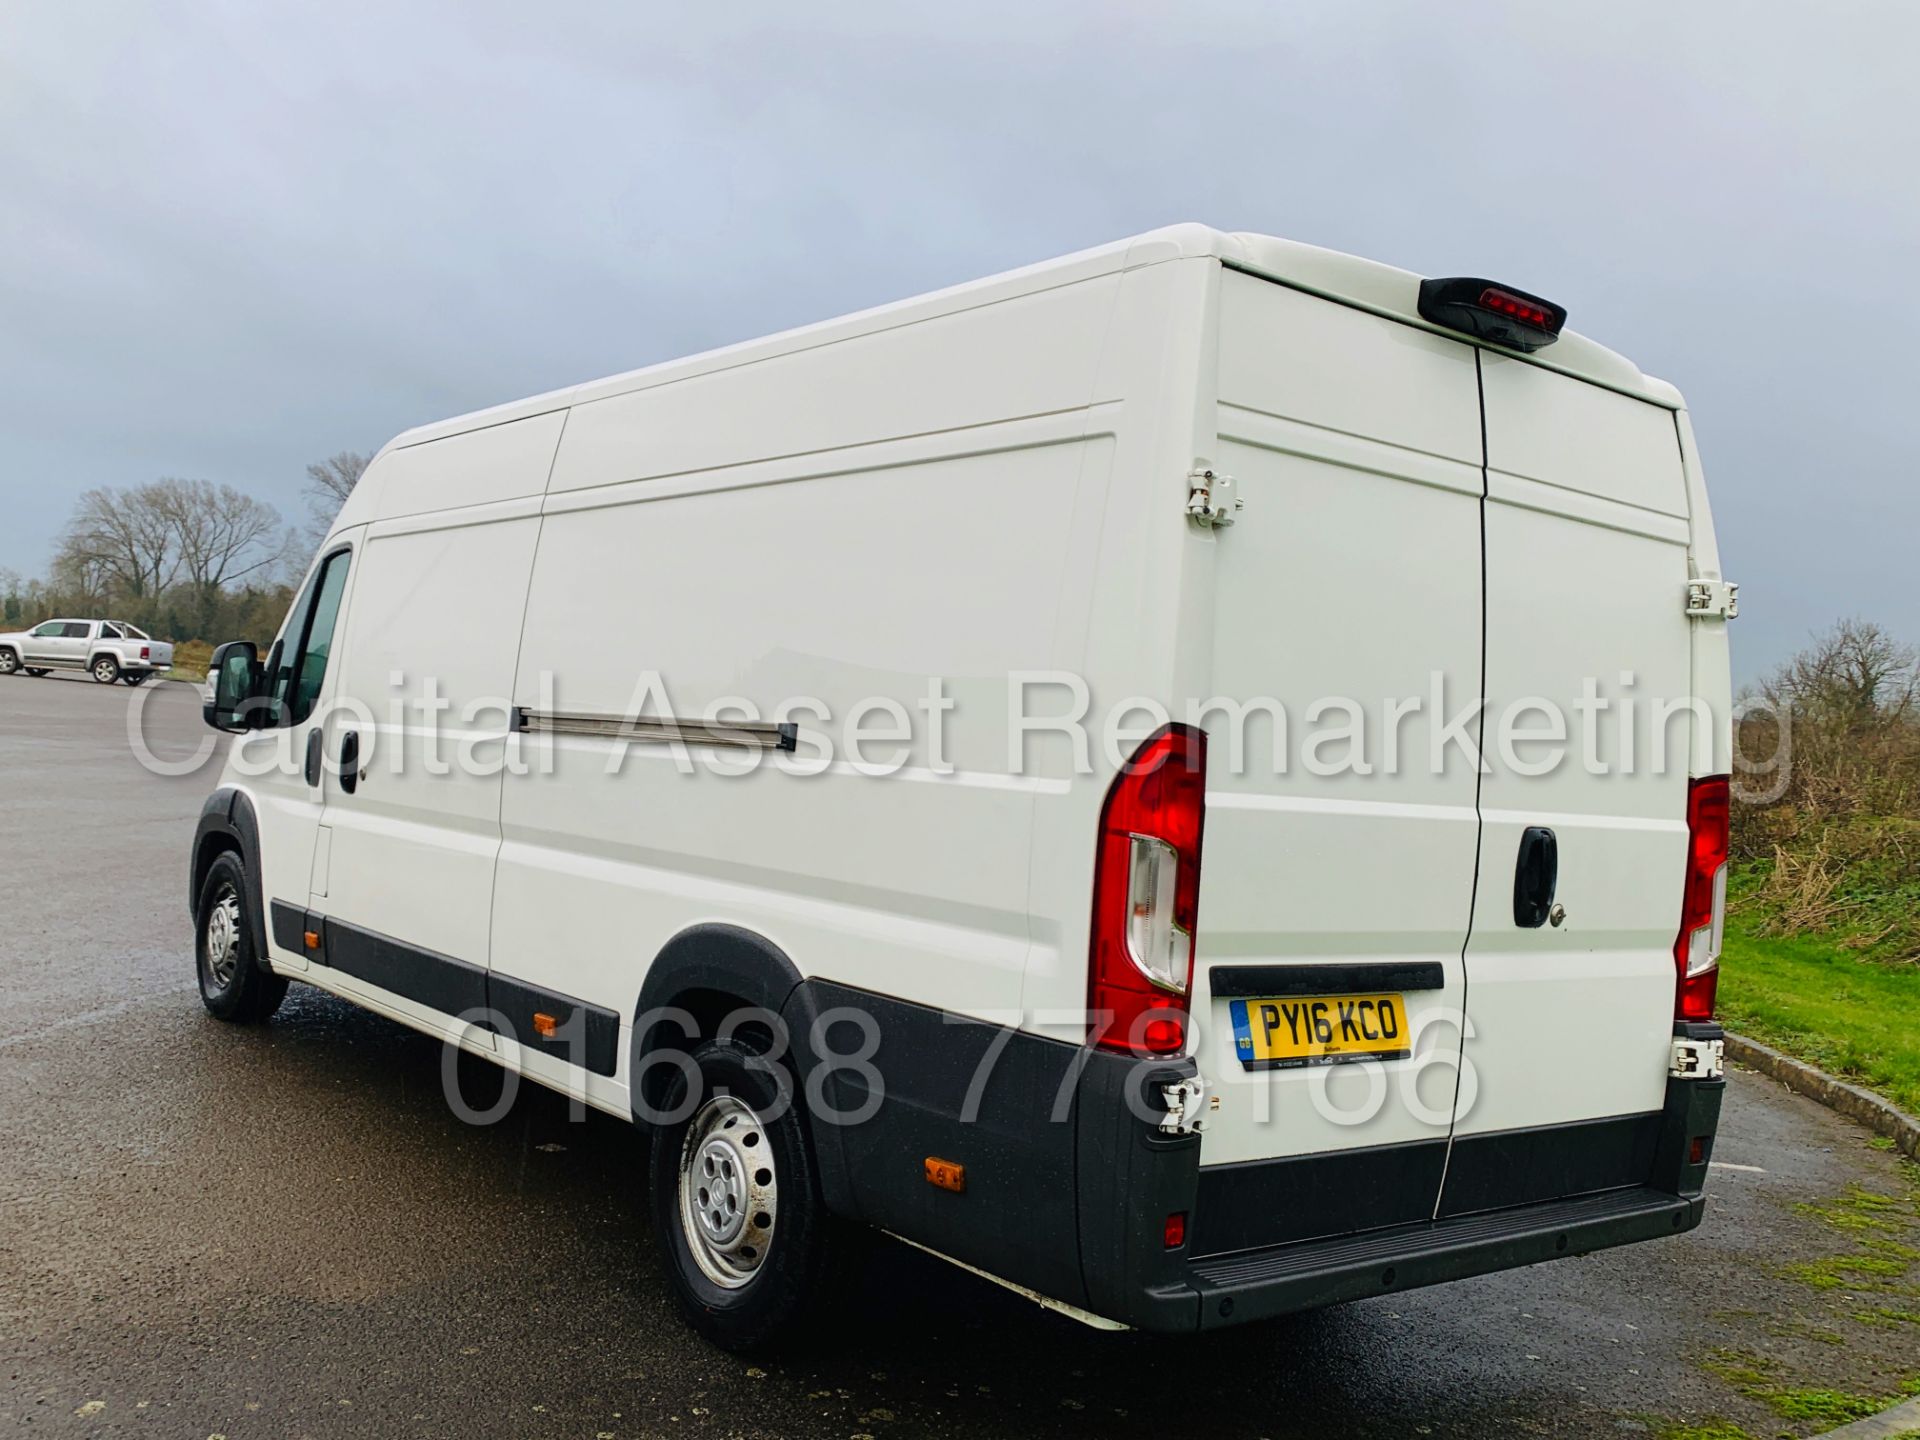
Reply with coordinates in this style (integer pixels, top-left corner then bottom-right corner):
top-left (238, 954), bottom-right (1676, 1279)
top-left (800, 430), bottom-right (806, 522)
top-left (1178, 1184), bottom-right (1701, 1329)
top-left (1111, 1069), bottom-right (1725, 1333)
top-left (801, 983), bottom-right (1726, 1334)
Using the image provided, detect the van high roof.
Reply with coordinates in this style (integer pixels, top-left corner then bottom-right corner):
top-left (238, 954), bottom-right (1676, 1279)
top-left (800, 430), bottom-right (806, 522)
top-left (383, 223), bottom-right (1678, 457)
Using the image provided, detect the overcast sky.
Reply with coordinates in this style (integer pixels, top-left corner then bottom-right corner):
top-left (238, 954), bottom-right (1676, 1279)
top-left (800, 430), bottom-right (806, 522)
top-left (3, 0), bottom-right (1915, 680)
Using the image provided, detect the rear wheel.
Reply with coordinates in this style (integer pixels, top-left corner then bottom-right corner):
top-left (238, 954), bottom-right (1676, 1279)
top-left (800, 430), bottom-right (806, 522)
top-left (648, 1037), bottom-right (839, 1352)
top-left (0, 648), bottom-right (16, 676)
top-left (121, 671), bottom-right (149, 686)
top-left (90, 655), bottom-right (120, 684)
top-left (24, 668), bottom-right (48, 677)
top-left (195, 851), bottom-right (288, 1023)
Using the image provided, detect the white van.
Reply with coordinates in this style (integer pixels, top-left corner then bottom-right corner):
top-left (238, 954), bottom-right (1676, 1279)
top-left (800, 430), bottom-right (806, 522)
top-left (190, 225), bottom-right (1734, 1350)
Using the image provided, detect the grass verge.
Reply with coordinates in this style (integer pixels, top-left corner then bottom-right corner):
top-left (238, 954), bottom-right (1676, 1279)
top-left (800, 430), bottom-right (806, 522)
top-left (1718, 914), bottom-right (1920, 1119)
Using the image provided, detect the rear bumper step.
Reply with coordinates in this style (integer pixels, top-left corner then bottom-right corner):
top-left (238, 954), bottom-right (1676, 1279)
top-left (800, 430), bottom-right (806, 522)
top-left (1165, 1186), bottom-right (1702, 1330)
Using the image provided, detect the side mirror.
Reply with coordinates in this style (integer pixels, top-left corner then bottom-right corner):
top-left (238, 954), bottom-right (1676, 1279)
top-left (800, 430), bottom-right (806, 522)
top-left (204, 641), bottom-right (265, 733)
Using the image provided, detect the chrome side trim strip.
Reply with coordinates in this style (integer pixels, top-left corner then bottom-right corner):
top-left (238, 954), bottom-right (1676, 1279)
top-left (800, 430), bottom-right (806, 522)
top-left (515, 709), bottom-right (798, 752)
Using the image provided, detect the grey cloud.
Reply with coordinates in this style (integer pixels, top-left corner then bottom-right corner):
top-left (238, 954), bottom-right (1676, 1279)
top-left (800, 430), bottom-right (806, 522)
top-left (3, 0), bottom-right (1916, 678)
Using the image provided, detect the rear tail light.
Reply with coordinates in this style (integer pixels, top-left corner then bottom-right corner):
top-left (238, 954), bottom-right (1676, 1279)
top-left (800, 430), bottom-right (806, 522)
top-left (1674, 775), bottom-right (1731, 1021)
top-left (140, 645), bottom-right (150, 660)
top-left (1089, 725), bottom-right (1207, 1055)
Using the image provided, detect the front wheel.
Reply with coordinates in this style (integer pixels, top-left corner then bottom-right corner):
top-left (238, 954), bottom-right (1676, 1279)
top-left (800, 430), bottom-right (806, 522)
top-left (0, 648), bottom-right (17, 676)
top-left (648, 1037), bottom-right (840, 1352)
top-left (90, 655), bottom-right (120, 684)
top-left (121, 671), bottom-right (149, 686)
top-left (195, 852), bottom-right (288, 1023)
top-left (23, 668), bottom-right (48, 677)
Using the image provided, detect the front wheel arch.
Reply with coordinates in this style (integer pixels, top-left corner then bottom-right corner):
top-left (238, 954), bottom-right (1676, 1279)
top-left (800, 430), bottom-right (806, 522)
top-left (194, 850), bottom-right (288, 1023)
top-left (191, 789), bottom-right (272, 975)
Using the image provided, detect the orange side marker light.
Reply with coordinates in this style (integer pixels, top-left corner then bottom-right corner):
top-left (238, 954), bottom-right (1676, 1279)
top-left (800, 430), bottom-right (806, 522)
top-left (303, 930), bottom-right (321, 951)
top-left (532, 1012), bottom-right (558, 1039)
top-left (924, 1157), bottom-right (966, 1193)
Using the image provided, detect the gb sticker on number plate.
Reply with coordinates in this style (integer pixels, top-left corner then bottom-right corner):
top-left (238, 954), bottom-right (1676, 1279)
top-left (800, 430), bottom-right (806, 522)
top-left (1229, 993), bottom-right (1412, 1070)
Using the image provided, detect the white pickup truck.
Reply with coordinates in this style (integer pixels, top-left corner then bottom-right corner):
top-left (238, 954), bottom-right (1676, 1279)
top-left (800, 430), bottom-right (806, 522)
top-left (0, 619), bottom-right (174, 685)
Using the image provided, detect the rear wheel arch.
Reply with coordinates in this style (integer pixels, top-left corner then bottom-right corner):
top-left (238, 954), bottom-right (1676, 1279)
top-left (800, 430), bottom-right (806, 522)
top-left (628, 924), bottom-right (848, 1209)
top-left (89, 652), bottom-right (121, 682)
top-left (632, 925), bottom-right (806, 1118)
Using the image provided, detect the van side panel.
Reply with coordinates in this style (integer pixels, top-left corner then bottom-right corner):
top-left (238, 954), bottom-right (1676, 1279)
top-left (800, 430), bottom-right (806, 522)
top-left (1676, 409), bottom-right (1735, 779)
top-left (545, 279), bottom-right (1120, 495)
top-left (372, 411), bottom-right (568, 521)
top-left (489, 275), bottom-right (1132, 1093)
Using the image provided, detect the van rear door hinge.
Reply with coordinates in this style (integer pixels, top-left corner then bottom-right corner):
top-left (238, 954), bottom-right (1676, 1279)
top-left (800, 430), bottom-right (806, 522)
top-left (1685, 579), bottom-right (1739, 619)
top-left (1186, 468), bottom-right (1242, 528)
top-left (1671, 1034), bottom-right (1725, 1080)
top-left (1157, 1077), bottom-right (1208, 1135)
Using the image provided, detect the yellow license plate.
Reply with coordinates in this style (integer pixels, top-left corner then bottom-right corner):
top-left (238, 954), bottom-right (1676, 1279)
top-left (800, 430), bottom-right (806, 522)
top-left (1229, 993), bottom-right (1412, 1070)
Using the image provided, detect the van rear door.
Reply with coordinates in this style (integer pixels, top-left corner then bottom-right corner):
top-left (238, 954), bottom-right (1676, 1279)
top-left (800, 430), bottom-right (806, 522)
top-left (1191, 273), bottom-right (1486, 1252)
top-left (1442, 356), bottom-right (1694, 1215)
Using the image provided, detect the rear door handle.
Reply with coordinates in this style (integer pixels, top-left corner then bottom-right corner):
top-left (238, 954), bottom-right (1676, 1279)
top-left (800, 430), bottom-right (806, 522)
top-left (304, 728), bottom-right (323, 787)
top-left (337, 731), bottom-right (360, 795)
top-left (1513, 826), bottom-right (1558, 928)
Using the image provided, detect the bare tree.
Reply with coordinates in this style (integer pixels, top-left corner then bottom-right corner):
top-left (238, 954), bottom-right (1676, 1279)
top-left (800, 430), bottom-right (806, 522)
top-left (306, 451), bottom-right (370, 537)
top-left (55, 484), bottom-right (179, 600)
top-left (49, 544), bottom-right (112, 612)
top-left (1760, 618), bottom-right (1919, 730)
top-left (306, 451), bottom-right (369, 507)
top-left (1742, 618), bottom-right (1920, 824)
top-left (154, 479), bottom-right (285, 593)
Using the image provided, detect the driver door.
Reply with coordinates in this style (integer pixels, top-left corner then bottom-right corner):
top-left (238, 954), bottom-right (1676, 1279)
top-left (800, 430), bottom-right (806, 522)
top-left (235, 537), bottom-right (361, 971)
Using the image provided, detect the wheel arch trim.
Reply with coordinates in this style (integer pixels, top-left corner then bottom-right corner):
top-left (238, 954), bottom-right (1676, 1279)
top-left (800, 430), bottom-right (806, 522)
top-left (190, 788), bottom-right (272, 974)
top-left (629, 923), bottom-right (849, 1207)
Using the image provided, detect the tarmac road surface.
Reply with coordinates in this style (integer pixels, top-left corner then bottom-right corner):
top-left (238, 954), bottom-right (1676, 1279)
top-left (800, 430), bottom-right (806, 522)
top-left (4, 671), bottom-right (1917, 1438)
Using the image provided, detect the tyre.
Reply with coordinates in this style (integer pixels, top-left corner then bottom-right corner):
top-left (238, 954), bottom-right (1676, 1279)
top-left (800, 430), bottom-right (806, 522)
top-left (648, 1036), bottom-right (840, 1352)
top-left (0, 648), bottom-right (16, 676)
top-left (90, 654), bottom-right (120, 684)
top-left (23, 668), bottom-right (48, 677)
top-left (194, 851), bottom-right (288, 1023)
top-left (121, 671), bottom-right (149, 686)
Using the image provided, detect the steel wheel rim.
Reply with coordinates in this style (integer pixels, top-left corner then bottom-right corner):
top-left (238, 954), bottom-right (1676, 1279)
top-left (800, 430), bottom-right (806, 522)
top-left (677, 1093), bottom-right (777, 1290)
top-left (204, 885), bottom-right (242, 989)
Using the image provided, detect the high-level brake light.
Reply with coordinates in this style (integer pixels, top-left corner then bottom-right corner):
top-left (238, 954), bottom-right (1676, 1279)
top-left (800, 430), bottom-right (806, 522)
top-left (1417, 276), bottom-right (1567, 352)
top-left (1477, 287), bottom-right (1552, 328)
top-left (1088, 725), bottom-right (1207, 1056)
top-left (1675, 775), bottom-right (1731, 1021)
